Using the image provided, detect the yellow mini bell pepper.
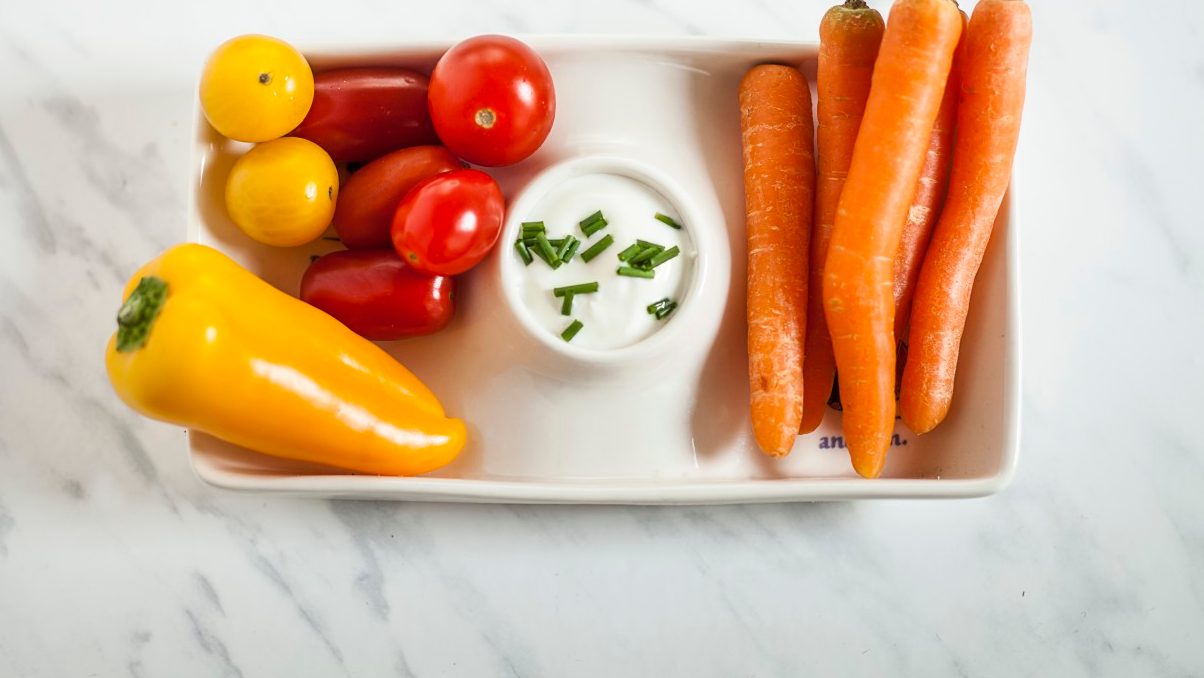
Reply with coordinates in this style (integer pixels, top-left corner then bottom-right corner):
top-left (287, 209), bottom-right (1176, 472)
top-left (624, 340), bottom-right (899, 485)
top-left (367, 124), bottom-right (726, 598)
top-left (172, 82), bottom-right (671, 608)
top-left (105, 243), bottom-right (466, 476)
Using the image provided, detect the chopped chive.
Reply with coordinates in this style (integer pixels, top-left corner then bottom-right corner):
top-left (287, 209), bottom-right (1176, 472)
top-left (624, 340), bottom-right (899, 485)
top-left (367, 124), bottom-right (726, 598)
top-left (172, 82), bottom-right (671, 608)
top-left (521, 221), bottom-right (546, 231)
top-left (628, 245), bottom-right (664, 267)
top-left (636, 239), bottom-right (664, 249)
top-left (579, 210), bottom-right (604, 226)
top-left (561, 319), bottom-right (584, 342)
top-left (534, 232), bottom-right (560, 268)
top-left (561, 238), bottom-right (582, 263)
top-left (655, 212), bottom-right (682, 229)
top-left (579, 211), bottom-right (607, 236)
top-left (514, 239), bottom-right (534, 265)
top-left (553, 282), bottom-right (599, 297)
top-left (560, 293), bottom-right (574, 316)
top-left (646, 297), bottom-right (672, 314)
top-left (555, 235), bottom-right (576, 261)
top-left (581, 219), bottom-right (609, 237)
top-left (617, 243), bottom-right (642, 262)
top-left (579, 234), bottom-right (614, 263)
top-left (648, 245), bottom-right (680, 269)
top-left (548, 237), bottom-right (567, 248)
top-left (617, 266), bottom-right (655, 279)
top-left (655, 302), bottom-right (678, 320)
top-left (531, 244), bottom-right (553, 266)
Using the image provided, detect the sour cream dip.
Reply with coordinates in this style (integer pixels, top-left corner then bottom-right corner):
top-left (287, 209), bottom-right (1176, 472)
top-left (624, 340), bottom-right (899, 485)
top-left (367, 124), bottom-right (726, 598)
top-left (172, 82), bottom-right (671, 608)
top-left (511, 172), bottom-right (695, 351)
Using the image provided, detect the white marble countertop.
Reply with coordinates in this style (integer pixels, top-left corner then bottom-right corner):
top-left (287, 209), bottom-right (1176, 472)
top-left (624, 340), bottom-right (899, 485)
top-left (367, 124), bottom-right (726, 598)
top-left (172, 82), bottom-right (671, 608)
top-left (2, 1), bottom-right (1202, 675)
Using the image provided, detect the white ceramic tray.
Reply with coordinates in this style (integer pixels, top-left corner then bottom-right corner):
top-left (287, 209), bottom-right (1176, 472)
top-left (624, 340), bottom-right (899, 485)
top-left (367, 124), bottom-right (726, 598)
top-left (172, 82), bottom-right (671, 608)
top-left (187, 36), bottom-right (1020, 504)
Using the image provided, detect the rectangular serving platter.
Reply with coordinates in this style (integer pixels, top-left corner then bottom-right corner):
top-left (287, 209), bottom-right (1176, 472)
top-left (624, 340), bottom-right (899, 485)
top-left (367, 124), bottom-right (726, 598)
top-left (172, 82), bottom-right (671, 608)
top-left (187, 35), bottom-right (1020, 504)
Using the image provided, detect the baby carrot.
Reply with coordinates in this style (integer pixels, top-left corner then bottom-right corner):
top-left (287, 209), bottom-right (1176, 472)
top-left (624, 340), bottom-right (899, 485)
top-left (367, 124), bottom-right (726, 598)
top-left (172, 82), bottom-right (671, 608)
top-left (801, 0), bottom-right (885, 434)
top-left (739, 65), bottom-right (816, 457)
top-left (900, 0), bottom-right (1032, 434)
top-left (892, 8), bottom-right (966, 339)
top-left (822, 0), bottom-right (962, 478)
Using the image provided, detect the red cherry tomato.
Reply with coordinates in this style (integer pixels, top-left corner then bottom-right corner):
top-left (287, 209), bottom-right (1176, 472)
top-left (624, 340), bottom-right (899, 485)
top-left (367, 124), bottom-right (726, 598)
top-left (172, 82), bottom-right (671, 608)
top-left (332, 146), bottom-right (462, 249)
top-left (300, 249), bottom-right (454, 340)
top-left (291, 68), bottom-right (438, 163)
top-left (391, 169), bottom-right (504, 275)
top-left (428, 35), bottom-right (555, 167)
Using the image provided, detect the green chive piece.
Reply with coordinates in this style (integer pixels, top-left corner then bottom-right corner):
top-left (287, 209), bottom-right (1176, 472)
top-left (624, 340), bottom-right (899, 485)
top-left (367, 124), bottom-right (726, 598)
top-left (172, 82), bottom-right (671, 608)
top-left (579, 210), bottom-right (604, 226)
top-left (655, 212), bottom-right (682, 229)
top-left (548, 237), bottom-right (567, 248)
top-left (534, 232), bottom-right (560, 268)
top-left (561, 294), bottom-right (574, 316)
top-left (531, 243), bottom-right (554, 266)
top-left (580, 234), bottom-right (614, 263)
top-left (579, 211), bottom-right (607, 236)
top-left (648, 245), bottom-right (680, 269)
top-left (514, 239), bottom-right (534, 265)
top-left (521, 221), bottom-right (546, 231)
top-left (617, 243), bottom-right (642, 262)
top-left (555, 236), bottom-right (576, 261)
top-left (581, 219), bottom-right (609, 237)
top-left (628, 245), bottom-right (664, 267)
top-left (580, 210), bottom-right (608, 235)
top-left (655, 302), bottom-right (678, 320)
top-left (561, 319), bottom-right (584, 342)
top-left (553, 282), bottom-right (600, 297)
top-left (646, 297), bottom-right (672, 314)
top-left (561, 238), bottom-right (582, 263)
top-left (636, 239), bottom-right (664, 249)
top-left (617, 266), bottom-right (655, 279)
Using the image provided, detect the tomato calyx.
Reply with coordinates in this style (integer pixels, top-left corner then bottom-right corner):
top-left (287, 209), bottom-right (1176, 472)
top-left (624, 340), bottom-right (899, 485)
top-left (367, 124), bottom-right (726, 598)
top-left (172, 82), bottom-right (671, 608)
top-left (258, 72), bottom-right (272, 85)
top-left (474, 108), bottom-right (497, 129)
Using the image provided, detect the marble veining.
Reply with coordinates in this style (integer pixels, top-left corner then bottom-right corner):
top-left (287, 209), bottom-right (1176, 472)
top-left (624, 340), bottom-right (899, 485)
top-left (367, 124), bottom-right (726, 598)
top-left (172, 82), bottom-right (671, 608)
top-left (1, 0), bottom-right (1202, 676)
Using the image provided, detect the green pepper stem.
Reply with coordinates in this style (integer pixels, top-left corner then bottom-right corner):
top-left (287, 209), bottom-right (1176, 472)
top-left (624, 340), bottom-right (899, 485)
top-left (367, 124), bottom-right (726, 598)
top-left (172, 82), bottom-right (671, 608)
top-left (115, 276), bottom-right (168, 352)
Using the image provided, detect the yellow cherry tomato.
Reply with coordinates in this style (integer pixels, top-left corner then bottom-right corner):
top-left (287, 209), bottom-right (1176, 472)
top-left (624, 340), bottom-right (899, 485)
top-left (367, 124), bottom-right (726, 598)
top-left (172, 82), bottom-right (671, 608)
top-left (200, 35), bottom-right (314, 142)
top-left (225, 138), bottom-right (338, 247)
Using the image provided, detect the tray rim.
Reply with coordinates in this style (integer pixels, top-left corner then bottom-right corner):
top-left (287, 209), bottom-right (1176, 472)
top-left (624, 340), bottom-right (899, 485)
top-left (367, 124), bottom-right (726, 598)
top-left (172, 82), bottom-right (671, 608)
top-left (185, 34), bottom-right (1021, 504)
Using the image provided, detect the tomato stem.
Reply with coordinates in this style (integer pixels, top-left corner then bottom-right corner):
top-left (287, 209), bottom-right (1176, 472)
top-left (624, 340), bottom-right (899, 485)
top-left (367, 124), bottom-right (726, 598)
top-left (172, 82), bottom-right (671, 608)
top-left (474, 108), bottom-right (497, 129)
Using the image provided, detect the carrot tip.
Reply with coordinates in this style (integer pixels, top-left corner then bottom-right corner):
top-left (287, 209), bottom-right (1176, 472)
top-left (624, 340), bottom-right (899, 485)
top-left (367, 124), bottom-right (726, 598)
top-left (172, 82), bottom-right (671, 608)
top-left (851, 453), bottom-right (885, 479)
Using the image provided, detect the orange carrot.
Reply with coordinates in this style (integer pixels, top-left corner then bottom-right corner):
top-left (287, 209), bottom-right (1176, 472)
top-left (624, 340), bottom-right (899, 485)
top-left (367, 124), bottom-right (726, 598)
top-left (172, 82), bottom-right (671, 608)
top-left (822, 0), bottom-right (962, 478)
top-left (901, 0), bottom-right (1032, 434)
top-left (801, 0), bottom-right (885, 435)
top-left (739, 65), bottom-right (816, 457)
top-left (892, 9), bottom-right (966, 339)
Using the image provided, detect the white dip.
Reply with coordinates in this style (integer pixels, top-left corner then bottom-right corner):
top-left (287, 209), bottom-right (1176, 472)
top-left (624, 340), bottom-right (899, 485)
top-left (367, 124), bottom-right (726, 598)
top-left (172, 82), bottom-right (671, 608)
top-left (513, 173), bottom-right (694, 350)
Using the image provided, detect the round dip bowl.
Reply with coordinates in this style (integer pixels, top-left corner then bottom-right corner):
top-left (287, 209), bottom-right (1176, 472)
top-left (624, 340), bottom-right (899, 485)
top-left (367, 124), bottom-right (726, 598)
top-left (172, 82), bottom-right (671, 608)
top-left (496, 154), bottom-right (726, 378)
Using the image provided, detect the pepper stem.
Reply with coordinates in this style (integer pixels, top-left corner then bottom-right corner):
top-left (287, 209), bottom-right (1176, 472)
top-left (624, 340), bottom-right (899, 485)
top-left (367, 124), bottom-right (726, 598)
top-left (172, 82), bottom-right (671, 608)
top-left (116, 276), bottom-right (168, 352)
